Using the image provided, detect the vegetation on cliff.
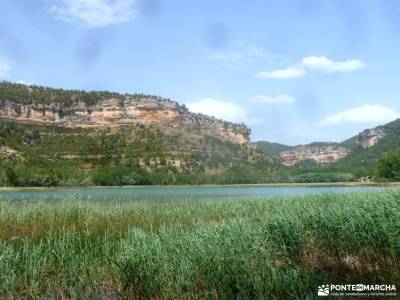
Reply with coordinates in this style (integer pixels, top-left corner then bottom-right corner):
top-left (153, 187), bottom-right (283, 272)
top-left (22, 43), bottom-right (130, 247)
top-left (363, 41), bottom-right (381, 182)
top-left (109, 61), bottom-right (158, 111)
top-left (0, 119), bottom-right (273, 186)
top-left (0, 81), bottom-right (163, 106)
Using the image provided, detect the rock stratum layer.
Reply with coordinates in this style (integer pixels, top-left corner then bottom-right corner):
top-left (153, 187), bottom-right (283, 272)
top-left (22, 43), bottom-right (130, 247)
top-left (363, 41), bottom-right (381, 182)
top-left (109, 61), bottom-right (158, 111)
top-left (0, 97), bottom-right (250, 144)
top-left (280, 144), bottom-right (351, 166)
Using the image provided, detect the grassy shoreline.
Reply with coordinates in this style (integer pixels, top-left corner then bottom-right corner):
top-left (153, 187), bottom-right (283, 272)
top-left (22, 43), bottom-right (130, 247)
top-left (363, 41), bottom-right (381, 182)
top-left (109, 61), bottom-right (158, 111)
top-left (0, 181), bottom-right (399, 192)
top-left (1, 190), bottom-right (399, 298)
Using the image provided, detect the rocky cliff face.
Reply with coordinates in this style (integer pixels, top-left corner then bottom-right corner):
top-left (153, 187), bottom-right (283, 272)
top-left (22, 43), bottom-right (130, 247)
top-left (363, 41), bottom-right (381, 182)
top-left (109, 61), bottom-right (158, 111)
top-left (280, 144), bottom-right (350, 166)
top-left (0, 97), bottom-right (250, 144)
top-left (358, 128), bottom-right (385, 149)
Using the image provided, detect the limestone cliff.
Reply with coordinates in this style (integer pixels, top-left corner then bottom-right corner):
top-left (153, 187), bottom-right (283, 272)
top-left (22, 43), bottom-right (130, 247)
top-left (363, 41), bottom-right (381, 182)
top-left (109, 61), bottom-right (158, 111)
top-left (0, 96), bottom-right (250, 144)
top-left (358, 128), bottom-right (385, 149)
top-left (280, 144), bottom-right (350, 166)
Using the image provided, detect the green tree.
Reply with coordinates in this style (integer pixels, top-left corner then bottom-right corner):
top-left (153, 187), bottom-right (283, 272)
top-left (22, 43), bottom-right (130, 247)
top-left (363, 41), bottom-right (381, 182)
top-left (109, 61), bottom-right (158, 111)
top-left (377, 148), bottom-right (400, 180)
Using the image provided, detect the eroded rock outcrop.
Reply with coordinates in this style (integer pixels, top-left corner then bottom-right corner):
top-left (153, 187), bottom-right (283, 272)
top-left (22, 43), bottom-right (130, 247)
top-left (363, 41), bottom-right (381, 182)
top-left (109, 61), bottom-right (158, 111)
top-left (280, 144), bottom-right (350, 166)
top-left (0, 97), bottom-right (250, 144)
top-left (358, 128), bottom-right (385, 149)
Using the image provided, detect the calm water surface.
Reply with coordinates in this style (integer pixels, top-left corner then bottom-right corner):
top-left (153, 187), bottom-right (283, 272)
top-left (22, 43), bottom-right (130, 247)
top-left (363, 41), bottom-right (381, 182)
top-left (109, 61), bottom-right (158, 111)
top-left (0, 185), bottom-right (387, 202)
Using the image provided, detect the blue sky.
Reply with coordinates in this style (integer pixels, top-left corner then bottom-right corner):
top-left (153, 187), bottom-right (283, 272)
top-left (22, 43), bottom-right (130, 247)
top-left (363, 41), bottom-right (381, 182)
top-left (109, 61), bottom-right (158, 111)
top-left (1, 0), bottom-right (400, 145)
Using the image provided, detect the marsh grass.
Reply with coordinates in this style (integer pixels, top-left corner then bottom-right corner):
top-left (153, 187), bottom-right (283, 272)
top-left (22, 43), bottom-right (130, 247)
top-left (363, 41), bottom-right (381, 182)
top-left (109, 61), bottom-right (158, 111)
top-left (0, 191), bottom-right (399, 299)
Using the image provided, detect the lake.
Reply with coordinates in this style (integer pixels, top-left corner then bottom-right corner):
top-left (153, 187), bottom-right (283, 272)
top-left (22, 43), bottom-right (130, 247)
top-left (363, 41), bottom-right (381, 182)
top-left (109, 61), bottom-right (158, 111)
top-left (0, 185), bottom-right (388, 202)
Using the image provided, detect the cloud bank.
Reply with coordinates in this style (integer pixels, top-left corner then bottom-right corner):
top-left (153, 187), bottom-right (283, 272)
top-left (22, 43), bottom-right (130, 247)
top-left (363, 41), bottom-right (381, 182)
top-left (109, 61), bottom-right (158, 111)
top-left (257, 56), bottom-right (365, 79)
top-left (256, 67), bottom-right (305, 79)
top-left (16, 80), bottom-right (32, 86)
top-left (187, 98), bottom-right (263, 125)
top-left (300, 56), bottom-right (365, 73)
top-left (318, 105), bottom-right (400, 126)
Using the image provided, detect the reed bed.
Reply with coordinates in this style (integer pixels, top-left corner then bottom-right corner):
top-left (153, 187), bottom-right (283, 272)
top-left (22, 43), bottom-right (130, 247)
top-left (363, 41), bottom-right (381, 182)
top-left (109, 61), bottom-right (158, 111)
top-left (0, 190), bottom-right (399, 299)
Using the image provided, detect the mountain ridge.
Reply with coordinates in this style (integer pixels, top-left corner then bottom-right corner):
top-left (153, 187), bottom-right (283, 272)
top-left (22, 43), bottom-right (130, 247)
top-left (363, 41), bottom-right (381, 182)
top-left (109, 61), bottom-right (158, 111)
top-left (0, 81), bottom-right (250, 144)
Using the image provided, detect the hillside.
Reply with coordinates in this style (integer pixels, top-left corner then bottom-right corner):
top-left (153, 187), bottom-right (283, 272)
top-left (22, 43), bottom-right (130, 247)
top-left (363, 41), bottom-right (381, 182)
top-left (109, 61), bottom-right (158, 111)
top-left (0, 82), bottom-right (275, 187)
top-left (257, 119), bottom-right (400, 180)
top-left (333, 119), bottom-right (400, 176)
top-left (257, 141), bottom-right (351, 166)
top-left (255, 141), bottom-right (292, 158)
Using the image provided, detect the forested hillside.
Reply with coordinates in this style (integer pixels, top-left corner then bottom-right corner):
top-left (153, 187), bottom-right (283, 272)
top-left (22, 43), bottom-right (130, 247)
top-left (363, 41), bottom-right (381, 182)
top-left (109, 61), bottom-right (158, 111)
top-left (0, 119), bottom-right (276, 186)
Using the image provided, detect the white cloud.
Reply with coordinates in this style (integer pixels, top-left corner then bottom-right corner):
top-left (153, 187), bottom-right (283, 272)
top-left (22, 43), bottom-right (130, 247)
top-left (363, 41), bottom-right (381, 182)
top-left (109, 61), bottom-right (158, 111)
top-left (252, 94), bottom-right (295, 105)
top-left (49, 0), bottom-right (137, 28)
top-left (257, 56), bottom-right (365, 80)
top-left (16, 80), bottom-right (32, 86)
top-left (318, 105), bottom-right (400, 126)
top-left (0, 56), bottom-right (11, 78)
top-left (300, 56), bottom-right (365, 73)
top-left (187, 98), bottom-right (246, 123)
top-left (256, 67), bottom-right (306, 79)
top-left (187, 98), bottom-right (264, 125)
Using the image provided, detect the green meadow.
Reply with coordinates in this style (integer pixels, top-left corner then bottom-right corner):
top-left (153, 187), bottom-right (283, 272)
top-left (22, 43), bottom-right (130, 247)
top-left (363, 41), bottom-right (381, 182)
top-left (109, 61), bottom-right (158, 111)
top-left (0, 190), bottom-right (399, 299)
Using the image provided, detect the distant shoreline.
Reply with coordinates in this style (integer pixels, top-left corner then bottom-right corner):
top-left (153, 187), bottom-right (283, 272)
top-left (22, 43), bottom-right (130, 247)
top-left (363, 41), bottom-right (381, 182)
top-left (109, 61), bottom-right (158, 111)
top-left (0, 181), bottom-right (399, 192)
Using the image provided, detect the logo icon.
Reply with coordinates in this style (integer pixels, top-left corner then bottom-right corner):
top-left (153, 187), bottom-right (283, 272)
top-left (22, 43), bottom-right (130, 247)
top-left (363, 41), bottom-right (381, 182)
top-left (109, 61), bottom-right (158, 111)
top-left (356, 284), bottom-right (364, 291)
top-left (318, 285), bottom-right (330, 296)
